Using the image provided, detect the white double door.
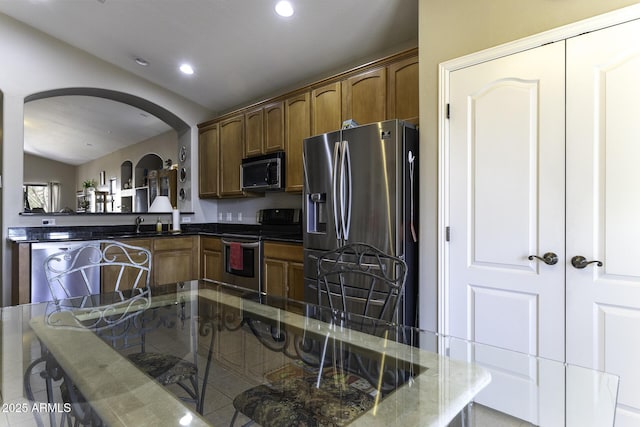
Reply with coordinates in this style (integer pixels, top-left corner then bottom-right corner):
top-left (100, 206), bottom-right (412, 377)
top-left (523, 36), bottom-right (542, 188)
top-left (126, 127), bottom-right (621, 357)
top-left (447, 18), bottom-right (640, 426)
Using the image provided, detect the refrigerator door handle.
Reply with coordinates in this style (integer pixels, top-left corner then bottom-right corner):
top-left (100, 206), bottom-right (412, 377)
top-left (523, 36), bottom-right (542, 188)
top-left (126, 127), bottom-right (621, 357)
top-left (340, 140), bottom-right (352, 241)
top-left (408, 150), bottom-right (417, 242)
top-left (332, 141), bottom-right (342, 240)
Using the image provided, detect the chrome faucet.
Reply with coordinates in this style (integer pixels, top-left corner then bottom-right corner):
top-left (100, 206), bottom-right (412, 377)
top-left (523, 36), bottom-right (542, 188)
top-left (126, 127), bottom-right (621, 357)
top-left (135, 216), bottom-right (144, 233)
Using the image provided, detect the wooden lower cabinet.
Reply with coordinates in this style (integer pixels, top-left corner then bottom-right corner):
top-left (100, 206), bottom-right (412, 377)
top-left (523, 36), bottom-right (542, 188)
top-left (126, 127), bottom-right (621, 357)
top-left (200, 236), bottom-right (223, 281)
top-left (11, 243), bottom-right (31, 305)
top-left (288, 261), bottom-right (305, 301)
top-left (102, 238), bottom-right (152, 293)
top-left (152, 236), bottom-right (198, 285)
top-left (110, 236), bottom-right (199, 287)
top-left (11, 236), bottom-right (200, 304)
top-left (263, 241), bottom-right (304, 301)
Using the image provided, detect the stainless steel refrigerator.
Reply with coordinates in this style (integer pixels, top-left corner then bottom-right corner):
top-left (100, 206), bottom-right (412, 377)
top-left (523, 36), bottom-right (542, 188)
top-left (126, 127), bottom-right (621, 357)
top-left (303, 119), bottom-right (418, 326)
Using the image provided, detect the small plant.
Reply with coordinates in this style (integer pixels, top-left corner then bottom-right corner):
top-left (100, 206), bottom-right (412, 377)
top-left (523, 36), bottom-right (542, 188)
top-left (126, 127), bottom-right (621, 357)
top-left (83, 179), bottom-right (97, 189)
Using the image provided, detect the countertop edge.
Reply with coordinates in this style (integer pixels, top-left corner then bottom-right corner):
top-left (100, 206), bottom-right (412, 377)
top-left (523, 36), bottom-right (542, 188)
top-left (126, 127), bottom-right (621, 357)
top-left (7, 229), bottom-right (302, 245)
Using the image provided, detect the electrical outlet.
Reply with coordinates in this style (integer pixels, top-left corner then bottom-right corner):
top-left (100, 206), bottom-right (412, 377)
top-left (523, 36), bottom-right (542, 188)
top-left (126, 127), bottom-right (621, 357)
top-left (42, 218), bottom-right (55, 226)
top-left (238, 212), bottom-right (243, 221)
top-left (226, 212), bottom-right (232, 221)
top-left (182, 216), bottom-right (191, 223)
top-left (218, 212), bottom-right (223, 221)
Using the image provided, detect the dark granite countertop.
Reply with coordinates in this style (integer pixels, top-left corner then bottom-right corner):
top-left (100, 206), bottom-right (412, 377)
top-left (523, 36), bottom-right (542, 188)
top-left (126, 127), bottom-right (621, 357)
top-left (7, 223), bottom-right (302, 244)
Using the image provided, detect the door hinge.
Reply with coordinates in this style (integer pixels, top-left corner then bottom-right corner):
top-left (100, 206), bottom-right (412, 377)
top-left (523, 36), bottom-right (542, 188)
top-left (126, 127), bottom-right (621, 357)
top-left (446, 103), bottom-right (450, 119)
top-left (445, 226), bottom-right (451, 242)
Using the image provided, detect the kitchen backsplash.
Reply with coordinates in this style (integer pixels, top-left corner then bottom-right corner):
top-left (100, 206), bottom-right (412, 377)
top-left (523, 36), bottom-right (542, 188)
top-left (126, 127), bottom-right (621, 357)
top-left (214, 191), bottom-right (302, 224)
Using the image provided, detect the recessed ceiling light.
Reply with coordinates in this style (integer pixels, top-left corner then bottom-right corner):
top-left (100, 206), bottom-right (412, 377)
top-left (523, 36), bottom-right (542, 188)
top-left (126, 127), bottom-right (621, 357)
top-left (134, 57), bottom-right (149, 67)
top-left (275, 1), bottom-right (294, 17)
top-left (179, 63), bottom-right (194, 75)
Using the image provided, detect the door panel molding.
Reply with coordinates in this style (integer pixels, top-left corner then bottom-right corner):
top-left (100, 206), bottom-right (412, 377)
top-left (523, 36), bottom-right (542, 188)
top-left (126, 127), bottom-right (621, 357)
top-left (596, 304), bottom-right (640, 407)
top-left (469, 285), bottom-right (538, 355)
top-left (468, 79), bottom-right (540, 271)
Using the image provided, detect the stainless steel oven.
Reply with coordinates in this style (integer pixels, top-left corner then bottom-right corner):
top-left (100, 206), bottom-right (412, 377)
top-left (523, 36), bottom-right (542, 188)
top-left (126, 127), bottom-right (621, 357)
top-left (221, 234), bottom-right (262, 292)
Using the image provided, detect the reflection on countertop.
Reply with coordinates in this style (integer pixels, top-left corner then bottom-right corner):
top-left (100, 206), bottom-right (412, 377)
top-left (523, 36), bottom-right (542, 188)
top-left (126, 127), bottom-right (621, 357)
top-left (7, 223), bottom-right (302, 244)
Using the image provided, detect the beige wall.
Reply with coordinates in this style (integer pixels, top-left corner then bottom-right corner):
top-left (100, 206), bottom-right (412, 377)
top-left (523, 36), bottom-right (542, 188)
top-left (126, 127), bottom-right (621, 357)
top-left (76, 130), bottom-right (177, 193)
top-left (417, 0), bottom-right (640, 330)
top-left (24, 154), bottom-right (77, 210)
top-left (0, 14), bottom-right (211, 304)
top-left (76, 130), bottom-right (177, 213)
top-left (23, 130), bottom-right (177, 214)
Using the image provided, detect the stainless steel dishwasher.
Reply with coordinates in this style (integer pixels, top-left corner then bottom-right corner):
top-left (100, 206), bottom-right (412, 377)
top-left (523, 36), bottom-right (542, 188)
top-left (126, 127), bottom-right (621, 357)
top-left (31, 241), bottom-right (100, 303)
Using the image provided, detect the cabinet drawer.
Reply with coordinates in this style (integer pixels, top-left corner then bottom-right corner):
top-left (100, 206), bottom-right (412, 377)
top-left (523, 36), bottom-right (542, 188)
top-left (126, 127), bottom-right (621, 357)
top-left (263, 242), bottom-right (303, 262)
top-left (201, 236), bottom-right (222, 251)
top-left (153, 236), bottom-right (194, 251)
top-left (113, 238), bottom-right (152, 251)
top-left (105, 239), bottom-right (152, 265)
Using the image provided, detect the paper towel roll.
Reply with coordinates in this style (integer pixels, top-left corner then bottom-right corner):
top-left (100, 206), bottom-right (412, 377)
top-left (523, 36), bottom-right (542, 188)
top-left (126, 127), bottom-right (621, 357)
top-left (171, 208), bottom-right (181, 231)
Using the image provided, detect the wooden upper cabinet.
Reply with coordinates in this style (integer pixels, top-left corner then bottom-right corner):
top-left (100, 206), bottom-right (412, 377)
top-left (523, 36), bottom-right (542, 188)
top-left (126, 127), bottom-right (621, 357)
top-left (311, 81), bottom-right (342, 136)
top-left (244, 107), bottom-right (264, 157)
top-left (388, 55), bottom-right (419, 125)
top-left (198, 124), bottom-right (220, 198)
top-left (285, 92), bottom-right (310, 193)
top-left (342, 67), bottom-right (387, 126)
top-left (197, 49), bottom-right (418, 200)
top-left (264, 101), bottom-right (285, 153)
top-left (245, 102), bottom-right (285, 157)
top-left (219, 115), bottom-right (245, 197)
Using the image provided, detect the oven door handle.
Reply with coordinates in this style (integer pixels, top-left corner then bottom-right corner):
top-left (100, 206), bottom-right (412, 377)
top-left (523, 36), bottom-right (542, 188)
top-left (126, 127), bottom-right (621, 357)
top-left (221, 239), bottom-right (261, 248)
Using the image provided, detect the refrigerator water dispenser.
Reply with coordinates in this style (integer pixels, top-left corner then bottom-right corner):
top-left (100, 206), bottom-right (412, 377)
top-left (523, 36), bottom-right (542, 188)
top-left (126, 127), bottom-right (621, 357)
top-left (306, 192), bottom-right (327, 233)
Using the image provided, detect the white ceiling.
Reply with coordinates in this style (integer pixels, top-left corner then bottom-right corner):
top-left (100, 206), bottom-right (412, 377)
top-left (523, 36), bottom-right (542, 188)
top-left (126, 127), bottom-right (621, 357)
top-left (1, 0), bottom-right (418, 165)
top-left (23, 96), bottom-right (174, 166)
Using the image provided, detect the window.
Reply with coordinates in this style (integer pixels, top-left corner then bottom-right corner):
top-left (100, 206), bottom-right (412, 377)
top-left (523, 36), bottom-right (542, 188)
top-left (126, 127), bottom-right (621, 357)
top-left (24, 184), bottom-right (49, 212)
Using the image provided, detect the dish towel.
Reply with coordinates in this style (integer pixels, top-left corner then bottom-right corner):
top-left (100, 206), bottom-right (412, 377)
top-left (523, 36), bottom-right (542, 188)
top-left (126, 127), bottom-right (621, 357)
top-left (230, 242), bottom-right (244, 270)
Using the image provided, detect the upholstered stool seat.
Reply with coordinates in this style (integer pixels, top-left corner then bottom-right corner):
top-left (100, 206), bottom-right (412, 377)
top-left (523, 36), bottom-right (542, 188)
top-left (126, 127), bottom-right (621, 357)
top-left (127, 352), bottom-right (197, 386)
top-left (232, 369), bottom-right (375, 427)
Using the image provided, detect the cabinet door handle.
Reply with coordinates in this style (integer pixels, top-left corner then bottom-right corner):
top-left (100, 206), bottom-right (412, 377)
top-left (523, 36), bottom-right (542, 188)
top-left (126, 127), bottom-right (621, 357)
top-left (528, 252), bottom-right (558, 265)
top-left (571, 256), bottom-right (603, 269)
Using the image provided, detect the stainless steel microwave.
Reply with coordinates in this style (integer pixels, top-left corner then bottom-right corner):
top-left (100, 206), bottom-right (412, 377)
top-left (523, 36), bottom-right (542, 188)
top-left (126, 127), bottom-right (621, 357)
top-left (241, 151), bottom-right (285, 191)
